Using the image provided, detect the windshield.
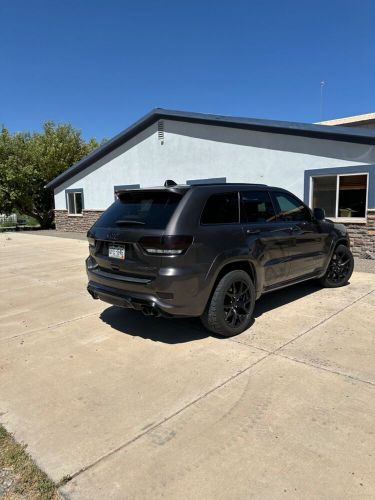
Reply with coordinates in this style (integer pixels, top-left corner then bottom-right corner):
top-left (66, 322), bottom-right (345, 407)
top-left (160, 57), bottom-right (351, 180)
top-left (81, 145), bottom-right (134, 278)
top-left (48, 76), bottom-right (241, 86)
top-left (94, 190), bottom-right (184, 229)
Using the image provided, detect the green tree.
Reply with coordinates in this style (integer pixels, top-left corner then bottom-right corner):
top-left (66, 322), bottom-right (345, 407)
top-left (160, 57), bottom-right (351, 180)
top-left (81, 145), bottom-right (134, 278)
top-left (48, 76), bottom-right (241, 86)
top-left (0, 122), bottom-right (101, 228)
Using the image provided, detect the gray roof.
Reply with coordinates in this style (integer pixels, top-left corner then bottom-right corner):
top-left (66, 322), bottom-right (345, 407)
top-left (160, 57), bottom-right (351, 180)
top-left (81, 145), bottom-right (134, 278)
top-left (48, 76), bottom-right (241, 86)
top-left (46, 108), bottom-right (375, 189)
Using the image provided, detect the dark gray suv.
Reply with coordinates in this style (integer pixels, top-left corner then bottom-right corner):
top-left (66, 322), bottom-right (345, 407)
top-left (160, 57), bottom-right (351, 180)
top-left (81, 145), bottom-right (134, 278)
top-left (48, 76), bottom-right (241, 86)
top-left (86, 182), bottom-right (354, 337)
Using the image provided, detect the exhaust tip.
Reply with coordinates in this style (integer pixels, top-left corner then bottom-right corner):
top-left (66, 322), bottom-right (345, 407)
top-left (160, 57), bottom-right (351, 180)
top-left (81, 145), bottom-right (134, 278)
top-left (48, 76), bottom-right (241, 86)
top-left (152, 308), bottom-right (161, 318)
top-left (87, 288), bottom-right (98, 300)
top-left (141, 304), bottom-right (161, 317)
top-left (141, 306), bottom-right (152, 316)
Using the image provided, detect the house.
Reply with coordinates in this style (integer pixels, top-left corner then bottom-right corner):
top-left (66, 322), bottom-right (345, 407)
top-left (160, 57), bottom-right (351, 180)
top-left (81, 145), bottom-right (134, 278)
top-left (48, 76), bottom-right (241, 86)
top-left (46, 109), bottom-right (375, 256)
top-left (319, 112), bottom-right (375, 130)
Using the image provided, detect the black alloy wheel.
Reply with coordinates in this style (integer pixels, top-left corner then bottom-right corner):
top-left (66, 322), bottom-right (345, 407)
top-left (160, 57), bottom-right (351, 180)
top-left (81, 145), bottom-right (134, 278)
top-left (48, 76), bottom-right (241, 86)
top-left (223, 279), bottom-right (252, 328)
top-left (201, 270), bottom-right (255, 337)
top-left (319, 244), bottom-right (354, 288)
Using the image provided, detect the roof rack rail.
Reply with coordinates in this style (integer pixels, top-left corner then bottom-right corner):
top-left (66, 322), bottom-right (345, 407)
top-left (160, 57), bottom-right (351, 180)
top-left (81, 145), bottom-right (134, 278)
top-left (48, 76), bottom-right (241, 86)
top-left (188, 182), bottom-right (269, 187)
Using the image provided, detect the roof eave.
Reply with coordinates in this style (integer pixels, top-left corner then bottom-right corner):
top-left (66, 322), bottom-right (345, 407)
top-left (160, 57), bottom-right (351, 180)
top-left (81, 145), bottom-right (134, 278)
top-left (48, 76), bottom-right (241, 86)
top-left (45, 108), bottom-right (375, 190)
top-left (45, 108), bottom-right (161, 189)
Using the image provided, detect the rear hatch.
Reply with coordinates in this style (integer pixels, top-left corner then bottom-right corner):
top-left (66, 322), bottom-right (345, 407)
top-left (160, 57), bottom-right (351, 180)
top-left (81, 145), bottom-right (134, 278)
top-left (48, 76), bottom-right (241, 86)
top-left (88, 189), bottom-right (185, 280)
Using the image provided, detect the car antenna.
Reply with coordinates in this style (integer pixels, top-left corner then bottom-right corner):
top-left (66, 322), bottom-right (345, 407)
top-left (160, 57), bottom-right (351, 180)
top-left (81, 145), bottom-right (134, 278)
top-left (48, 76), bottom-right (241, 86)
top-left (164, 179), bottom-right (177, 187)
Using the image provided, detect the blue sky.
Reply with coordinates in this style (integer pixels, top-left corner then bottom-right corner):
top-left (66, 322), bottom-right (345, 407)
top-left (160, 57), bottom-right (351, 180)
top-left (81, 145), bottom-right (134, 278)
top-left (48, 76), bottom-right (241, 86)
top-left (1, 0), bottom-right (374, 140)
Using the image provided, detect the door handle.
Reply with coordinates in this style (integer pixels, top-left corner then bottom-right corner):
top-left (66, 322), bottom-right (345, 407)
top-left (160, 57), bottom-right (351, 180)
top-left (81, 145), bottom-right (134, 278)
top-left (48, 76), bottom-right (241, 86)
top-left (246, 229), bottom-right (260, 235)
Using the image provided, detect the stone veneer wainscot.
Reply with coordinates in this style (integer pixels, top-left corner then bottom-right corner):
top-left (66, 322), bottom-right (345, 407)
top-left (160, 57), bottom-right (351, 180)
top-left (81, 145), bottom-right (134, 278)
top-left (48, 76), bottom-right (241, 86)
top-left (54, 209), bottom-right (104, 233)
top-left (346, 209), bottom-right (375, 257)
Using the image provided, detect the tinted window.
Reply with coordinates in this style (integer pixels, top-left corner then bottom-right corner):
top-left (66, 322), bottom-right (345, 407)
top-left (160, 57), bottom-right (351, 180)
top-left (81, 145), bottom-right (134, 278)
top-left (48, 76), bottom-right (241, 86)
top-left (273, 191), bottom-right (311, 222)
top-left (241, 190), bottom-right (276, 223)
top-left (201, 192), bottom-right (239, 224)
top-left (95, 191), bottom-right (183, 229)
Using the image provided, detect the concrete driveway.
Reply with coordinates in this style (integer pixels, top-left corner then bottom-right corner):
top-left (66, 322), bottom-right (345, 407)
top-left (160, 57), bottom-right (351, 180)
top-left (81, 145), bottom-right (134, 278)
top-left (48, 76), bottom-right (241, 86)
top-left (1, 232), bottom-right (374, 499)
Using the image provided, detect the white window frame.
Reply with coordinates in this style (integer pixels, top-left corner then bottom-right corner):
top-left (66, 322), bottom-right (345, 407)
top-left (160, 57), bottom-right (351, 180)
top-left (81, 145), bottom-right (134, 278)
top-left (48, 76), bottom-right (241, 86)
top-left (309, 172), bottom-right (368, 223)
top-left (66, 190), bottom-right (84, 216)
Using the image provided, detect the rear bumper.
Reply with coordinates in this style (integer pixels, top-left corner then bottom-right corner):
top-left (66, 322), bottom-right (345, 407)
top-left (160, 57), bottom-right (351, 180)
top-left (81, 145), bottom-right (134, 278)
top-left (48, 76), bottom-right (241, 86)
top-left (86, 263), bottom-right (211, 317)
top-left (87, 281), bottom-right (173, 317)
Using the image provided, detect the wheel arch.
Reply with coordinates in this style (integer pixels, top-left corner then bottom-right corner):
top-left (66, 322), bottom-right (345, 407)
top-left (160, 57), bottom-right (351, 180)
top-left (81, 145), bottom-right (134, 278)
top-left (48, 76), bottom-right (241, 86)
top-left (324, 237), bottom-right (352, 275)
top-left (330, 237), bottom-right (351, 259)
top-left (335, 237), bottom-right (350, 248)
top-left (204, 259), bottom-right (258, 311)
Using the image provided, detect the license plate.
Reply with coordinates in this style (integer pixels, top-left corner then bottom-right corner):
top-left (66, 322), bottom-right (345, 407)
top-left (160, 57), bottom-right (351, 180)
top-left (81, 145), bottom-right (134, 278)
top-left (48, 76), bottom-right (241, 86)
top-left (108, 244), bottom-right (126, 260)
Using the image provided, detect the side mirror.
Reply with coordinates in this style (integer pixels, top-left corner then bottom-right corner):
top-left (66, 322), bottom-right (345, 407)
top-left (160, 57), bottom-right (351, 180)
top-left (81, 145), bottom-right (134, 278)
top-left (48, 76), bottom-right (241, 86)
top-left (313, 207), bottom-right (326, 221)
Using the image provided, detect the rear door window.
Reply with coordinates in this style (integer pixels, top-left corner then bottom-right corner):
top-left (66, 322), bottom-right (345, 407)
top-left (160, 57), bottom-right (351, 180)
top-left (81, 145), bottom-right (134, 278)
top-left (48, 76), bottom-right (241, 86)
top-left (201, 192), bottom-right (239, 224)
top-left (95, 191), bottom-right (183, 229)
top-left (240, 190), bottom-right (276, 223)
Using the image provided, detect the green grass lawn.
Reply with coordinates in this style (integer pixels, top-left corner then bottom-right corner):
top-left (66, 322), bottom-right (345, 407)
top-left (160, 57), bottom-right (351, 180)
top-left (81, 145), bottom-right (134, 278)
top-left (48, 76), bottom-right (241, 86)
top-left (0, 425), bottom-right (59, 499)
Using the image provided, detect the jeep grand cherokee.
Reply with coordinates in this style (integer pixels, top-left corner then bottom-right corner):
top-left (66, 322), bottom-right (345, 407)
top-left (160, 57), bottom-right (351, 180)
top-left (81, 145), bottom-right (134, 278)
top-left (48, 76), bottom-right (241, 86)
top-left (86, 181), bottom-right (354, 337)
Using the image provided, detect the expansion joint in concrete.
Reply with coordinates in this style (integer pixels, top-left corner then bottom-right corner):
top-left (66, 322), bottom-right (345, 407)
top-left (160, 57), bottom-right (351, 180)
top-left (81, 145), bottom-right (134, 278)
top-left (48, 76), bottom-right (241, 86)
top-left (60, 350), bottom-right (272, 485)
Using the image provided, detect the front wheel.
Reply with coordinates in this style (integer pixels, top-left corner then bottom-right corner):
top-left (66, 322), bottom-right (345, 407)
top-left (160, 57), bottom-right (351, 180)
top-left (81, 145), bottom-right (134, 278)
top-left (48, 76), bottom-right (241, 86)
top-left (319, 244), bottom-right (354, 288)
top-left (201, 270), bottom-right (255, 337)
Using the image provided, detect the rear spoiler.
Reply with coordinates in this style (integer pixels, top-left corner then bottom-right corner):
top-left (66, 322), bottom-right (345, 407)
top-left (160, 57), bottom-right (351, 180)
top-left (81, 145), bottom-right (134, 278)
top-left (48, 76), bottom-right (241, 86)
top-left (115, 186), bottom-right (190, 196)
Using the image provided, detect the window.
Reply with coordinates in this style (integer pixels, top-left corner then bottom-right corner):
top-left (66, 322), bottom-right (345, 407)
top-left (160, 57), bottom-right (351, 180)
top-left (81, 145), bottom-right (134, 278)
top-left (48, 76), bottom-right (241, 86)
top-left (273, 191), bottom-right (311, 222)
top-left (312, 174), bottom-right (368, 219)
top-left (66, 190), bottom-right (83, 215)
top-left (95, 190), bottom-right (183, 230)
top-left (312, 176), bottom-right (336, 217)
top-left (241, 191), bottom-right (276, 223)
top-left (201, 192), bottom-right (239, 224)
top-left (338, 175), bottom-right (367, 218)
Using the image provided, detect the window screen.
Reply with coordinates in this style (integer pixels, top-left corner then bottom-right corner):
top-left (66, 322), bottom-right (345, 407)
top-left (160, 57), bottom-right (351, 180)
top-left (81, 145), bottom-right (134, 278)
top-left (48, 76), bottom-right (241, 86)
top-left (201, 192), bottom-right (239, 224)
top-left (241, 191), bottom-right (276, 223)
top-left (312, 176), bottom-right (336, 218)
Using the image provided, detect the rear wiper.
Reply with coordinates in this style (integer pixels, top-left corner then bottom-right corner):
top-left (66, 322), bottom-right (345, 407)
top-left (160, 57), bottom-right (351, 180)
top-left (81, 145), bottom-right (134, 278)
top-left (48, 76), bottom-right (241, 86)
top-left (115, 219), bottom-right (145, 225)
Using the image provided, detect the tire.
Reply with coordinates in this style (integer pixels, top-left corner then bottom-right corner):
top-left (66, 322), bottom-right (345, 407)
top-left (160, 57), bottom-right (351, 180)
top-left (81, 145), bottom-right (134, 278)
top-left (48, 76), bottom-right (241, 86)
top-left (201, 270), bottom-right (255, 337)
top-left (319, 244), bottom-right (354, 288)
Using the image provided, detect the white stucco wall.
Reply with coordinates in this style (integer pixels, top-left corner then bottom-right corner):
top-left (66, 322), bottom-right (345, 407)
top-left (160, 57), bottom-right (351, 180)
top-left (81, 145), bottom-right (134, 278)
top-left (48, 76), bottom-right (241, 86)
top-left (54, 120), bottom-right (375, 210)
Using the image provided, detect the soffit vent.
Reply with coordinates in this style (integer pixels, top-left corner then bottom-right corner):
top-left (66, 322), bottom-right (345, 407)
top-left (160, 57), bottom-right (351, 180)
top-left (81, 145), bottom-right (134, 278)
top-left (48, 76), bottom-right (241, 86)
top-left (158, 120), bottom-right (164, 144)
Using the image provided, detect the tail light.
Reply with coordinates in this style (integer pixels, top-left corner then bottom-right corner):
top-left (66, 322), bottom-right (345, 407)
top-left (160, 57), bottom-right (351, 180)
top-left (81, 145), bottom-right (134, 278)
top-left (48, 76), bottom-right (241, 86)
top-left (87, 236), bottom-right (96, 248)
top-left (87, 230), bottom-right (96, 248)
top-left (139, 235), bottom-right (193, 255)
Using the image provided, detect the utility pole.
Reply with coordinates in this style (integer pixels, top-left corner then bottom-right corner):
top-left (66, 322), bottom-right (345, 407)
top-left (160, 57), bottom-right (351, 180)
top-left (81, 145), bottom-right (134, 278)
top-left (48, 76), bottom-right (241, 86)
top-left (320, 81), bottom-right (325, 121)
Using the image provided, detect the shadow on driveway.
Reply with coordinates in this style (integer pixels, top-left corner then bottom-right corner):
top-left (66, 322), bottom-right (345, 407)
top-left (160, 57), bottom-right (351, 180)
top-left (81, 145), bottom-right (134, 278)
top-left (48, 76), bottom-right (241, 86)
top-left (99, 281), bottom-right (323, 343)
top-left (100, 306), bottom-right (208, 344)
top-left (254, 280), bottom-right (321, 318)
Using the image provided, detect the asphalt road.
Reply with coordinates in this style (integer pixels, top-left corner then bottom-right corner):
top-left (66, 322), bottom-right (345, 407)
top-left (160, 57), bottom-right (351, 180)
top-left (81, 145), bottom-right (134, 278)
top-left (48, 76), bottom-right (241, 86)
top-left (1, 233), bottom-right (374, 499)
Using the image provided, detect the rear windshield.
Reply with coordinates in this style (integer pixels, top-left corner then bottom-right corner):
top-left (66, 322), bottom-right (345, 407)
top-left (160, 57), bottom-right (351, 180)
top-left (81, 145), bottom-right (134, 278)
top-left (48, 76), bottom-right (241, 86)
top-left (94, 190), bottom-right (183, 229)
